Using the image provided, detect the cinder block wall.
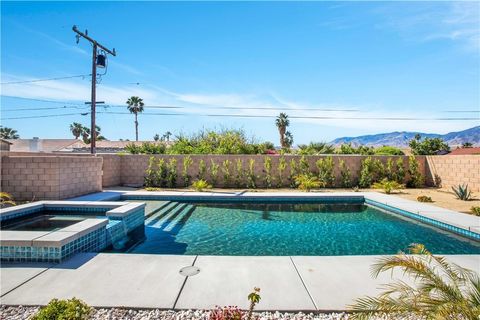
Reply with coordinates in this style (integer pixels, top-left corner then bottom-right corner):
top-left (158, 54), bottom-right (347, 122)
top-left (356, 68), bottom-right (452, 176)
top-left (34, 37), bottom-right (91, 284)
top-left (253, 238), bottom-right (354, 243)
top-left (101, 154), bottom-right (122, 187)
top-left (425, 155), bottom-right (480, 191)
top-left (114, 154), bottom-right (425, 188)
top-left (1, 155), bottom-right (102, 200)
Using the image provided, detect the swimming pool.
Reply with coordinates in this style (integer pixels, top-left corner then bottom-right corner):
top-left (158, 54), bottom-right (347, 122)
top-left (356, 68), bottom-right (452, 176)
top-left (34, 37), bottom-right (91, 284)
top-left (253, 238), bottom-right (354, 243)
top-left (127, 200), bottom-right (480, 256)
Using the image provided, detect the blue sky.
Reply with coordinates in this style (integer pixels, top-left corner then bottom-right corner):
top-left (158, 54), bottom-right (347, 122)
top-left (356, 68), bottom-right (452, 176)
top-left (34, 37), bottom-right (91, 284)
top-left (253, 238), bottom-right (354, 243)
top-left (1, 1), bottom-right (479, 144)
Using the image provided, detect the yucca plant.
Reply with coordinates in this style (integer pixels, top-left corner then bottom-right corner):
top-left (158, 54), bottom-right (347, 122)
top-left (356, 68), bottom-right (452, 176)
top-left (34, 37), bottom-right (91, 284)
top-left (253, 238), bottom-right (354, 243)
top-left (0, 192), bottom-right (16, 207)
top-left (350, 243), bottom-right (480, 320)
top-left (372, 178), bottom-right (404, 194)
top-left (452, 184), bottom-right (472, 201)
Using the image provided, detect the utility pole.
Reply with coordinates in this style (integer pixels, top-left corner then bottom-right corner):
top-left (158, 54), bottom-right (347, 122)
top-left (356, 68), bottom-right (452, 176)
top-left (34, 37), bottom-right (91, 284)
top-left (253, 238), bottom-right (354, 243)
top-left (72, 25), bottom-right (116, 154)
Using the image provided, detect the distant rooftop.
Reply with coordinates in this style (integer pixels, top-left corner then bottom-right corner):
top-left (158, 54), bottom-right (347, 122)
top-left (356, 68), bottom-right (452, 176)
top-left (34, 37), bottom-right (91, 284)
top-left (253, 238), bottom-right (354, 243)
top-left (449, 147), bottom-right (480, 155)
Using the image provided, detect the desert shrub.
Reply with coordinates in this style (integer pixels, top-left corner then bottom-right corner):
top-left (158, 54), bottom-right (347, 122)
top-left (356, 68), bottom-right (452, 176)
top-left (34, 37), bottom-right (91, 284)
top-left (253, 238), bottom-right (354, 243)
top-left (210, 160), bottom-right (220, 186)
top-left (374, 146), bottom-right (404, 155)
top-left (372, 179), bottom-right (404, 194)
top-left (385, 158), bottom-right (394, 181)
top-left (299, 156), bottom-right (310, 175)
top-left (263, 156), bottom-right (273, 188)
top-left (32, 298), bottom-right (91, 320)
top-left (198, 159), bottom-right (207, 180)
top-left (393, 158), bottom-right (405, 183)
top-left (433, 173), bottom-right (442, 188)
top-left (452, 184), bottom-right (472, 201)
top-left (246, 159), bottom-right (256, 189)
top-left (166, 158), bottom-right (177, 188)
top-left (289, 159), bottom-right (298, 188)
top-left (316, 156), bottom-right (335, 187)
top-left (145, 187), bottom-right (162, 191)
top-left (221, 160), bottom-right (232, 187)
top-left (144, 156), bottom-right (157, 187)
top-left (209, 306), bottom-right (244, 320)
top-left (157, 158), bottom-right (168, 187)
top-left (182, 156), bottom-right (193, 187)
top-left (407, 155), bottom-right (424, 188)
top-left (359, 157), bottom-right (374, 188)
top-left (339, 160), bottom-right (352, 188)
top-left (295, 174), bottom-right (323, 192)
top-left (471, 206), bottom-right (480, 216)
top-left (191, 179), bottom-right (212, 192)
top-left (235, 159), bottom-right (243, 188)
top-left (277, 156), bottom-right (287, 187)
top-left (417, 195), bottom-right (433, 203)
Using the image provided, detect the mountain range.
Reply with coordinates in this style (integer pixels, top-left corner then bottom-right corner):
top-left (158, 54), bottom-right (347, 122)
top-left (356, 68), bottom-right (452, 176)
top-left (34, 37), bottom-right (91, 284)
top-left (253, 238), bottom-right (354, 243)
top-left (329, 126), bottom-right (480, 147)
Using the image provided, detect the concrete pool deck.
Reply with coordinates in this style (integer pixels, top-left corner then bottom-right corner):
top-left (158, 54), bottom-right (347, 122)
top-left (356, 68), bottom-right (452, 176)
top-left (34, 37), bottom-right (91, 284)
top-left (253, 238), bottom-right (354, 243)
top-left (2, 253), bottom-right (479, 311)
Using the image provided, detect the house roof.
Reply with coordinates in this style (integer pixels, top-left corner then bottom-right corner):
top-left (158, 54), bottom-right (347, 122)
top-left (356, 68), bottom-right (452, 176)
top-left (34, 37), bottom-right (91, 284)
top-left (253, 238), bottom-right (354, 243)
top-left (0, 139), bottom-right (13, 145)
top-left (7, 139), bottom-right (85, 152)
top-left (449, 147), bottom-right (480, 155)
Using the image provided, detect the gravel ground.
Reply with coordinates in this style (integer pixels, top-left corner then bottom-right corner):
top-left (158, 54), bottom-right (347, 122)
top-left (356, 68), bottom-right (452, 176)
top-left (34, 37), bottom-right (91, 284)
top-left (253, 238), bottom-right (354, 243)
top-left (0, 305), bottom-right (425, 320)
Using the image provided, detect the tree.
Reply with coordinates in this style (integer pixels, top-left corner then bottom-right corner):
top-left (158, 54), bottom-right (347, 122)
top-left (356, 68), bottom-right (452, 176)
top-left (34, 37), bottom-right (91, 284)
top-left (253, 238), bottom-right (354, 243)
top-left (69, 122), bottom-right (85, 139)
top-left (126, 96), bottom-right (144, 141)
top-left (153, 134), bottom-right (160, 141)
top-left (0, 126), bottom-right (19, 139)
top-left (284, 131), bottom-right (294, 148)
top-left (275, 113), bottom-right (291, 148)
top-left (82, 125), bottom-right (106, 144)
top-left (462, 142), bottom-right (473, 148)
top-left (409, 135), bottom-right (450, 155)
top-left (350, 244), bottom-right (480, 319)
top-left (162, 131), bottom-right (172, 142)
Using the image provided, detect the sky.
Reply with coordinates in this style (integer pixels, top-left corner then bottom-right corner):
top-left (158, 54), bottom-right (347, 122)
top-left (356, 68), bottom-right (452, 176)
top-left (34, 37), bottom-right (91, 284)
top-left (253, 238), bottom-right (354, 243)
top-left (1, 1), bottom-right (479, 144)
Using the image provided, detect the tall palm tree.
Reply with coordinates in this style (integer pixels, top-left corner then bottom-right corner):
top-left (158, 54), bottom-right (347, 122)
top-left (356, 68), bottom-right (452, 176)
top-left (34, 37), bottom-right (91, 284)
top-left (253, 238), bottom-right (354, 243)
top-left (69, 122), bottom-right (85, 139)
top-left (275, 113), bottom-right (289, 148)
top-left (350, 243), bottom-right (480, 319)
top-left (163, 131), bottom-right (172, 142)
top-left (0, 126), bottom-right (19, 139)
top-left (126, 96), bottom-right (144, 141)
top-left (82, 125), bottom-right (105, 144)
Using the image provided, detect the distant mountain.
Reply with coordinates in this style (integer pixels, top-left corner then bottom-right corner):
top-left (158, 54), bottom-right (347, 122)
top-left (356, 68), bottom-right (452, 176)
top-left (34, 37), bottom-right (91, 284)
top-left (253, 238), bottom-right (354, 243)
top-left (329, 126), bottom-right (480, 147)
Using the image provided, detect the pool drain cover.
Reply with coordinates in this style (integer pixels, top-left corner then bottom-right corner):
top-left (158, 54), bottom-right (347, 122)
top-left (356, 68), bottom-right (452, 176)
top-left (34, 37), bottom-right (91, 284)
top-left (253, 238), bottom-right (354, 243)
top-left (179, 266), bottom-right (200, 276)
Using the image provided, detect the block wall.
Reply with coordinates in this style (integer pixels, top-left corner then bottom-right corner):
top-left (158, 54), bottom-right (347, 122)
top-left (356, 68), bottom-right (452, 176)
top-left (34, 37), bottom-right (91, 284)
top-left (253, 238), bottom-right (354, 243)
top-left (425, 155), bottom-right (480, 191)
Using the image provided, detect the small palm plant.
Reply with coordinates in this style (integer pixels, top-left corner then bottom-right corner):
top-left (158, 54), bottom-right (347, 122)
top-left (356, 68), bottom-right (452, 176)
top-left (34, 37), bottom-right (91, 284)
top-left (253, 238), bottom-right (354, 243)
top-left (452, 184), bottom-right (472, 201)
top-left (372, 178), bottom-right (404, 194)
top-left (191, 179), bottom-right (212, 192)
top-left (350, 243), bottom-right (480, 320)
top-left (0, 192), bottom-right (16, 207)
top-left (294, 174), bottom-right (324, 192)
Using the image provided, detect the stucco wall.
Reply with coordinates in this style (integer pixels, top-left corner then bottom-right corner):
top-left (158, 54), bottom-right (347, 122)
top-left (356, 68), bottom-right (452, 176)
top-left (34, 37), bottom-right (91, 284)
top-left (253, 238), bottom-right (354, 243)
top-left (425, 155), bottom-right (480, 191)
top-left (1, 155), bottom-right (102, 200)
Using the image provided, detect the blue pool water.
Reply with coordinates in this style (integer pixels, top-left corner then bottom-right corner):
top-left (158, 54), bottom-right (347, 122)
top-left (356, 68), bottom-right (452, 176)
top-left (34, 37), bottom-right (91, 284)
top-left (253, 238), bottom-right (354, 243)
top-left (129, 201), bottom-right (480, 256)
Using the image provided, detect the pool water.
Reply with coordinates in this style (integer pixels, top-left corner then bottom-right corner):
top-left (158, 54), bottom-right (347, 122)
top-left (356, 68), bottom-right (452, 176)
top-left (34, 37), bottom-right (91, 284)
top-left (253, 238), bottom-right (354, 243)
top-left (2, 215), bottom-right (86, 231)
top-left (129, 202), bottom-right (480, 256)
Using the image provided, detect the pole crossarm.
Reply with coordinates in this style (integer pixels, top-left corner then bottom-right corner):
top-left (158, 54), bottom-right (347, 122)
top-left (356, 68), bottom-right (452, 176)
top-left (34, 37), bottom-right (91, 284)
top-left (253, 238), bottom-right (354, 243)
top-left (72, 25), bottom-right (116, 56)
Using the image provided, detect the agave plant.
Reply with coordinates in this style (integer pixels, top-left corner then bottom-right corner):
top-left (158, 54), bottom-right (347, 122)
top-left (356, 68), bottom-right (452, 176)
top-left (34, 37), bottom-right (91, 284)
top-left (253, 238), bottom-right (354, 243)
top-left (452, 184), bottom-right (472, 201)
top-left (350, 243), bottom-right (480, 320)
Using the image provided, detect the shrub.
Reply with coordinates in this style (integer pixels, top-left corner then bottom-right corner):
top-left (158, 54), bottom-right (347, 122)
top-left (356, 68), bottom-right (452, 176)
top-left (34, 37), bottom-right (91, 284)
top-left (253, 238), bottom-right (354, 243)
top-left (452, 184), bottom-right (472, 201)
top-left (222, 160), bottom-right (232, 187)
top-left (359, 157), bottom-right (374, 188)
top-left (144, 156), bottom-right (157, 187)
top-left (339, 160), bottom-right (352, 188)
top-left (234, 159), bottom-right (243, 188)
top-left (299, 156), bottom-right (310, 175)
top-left (246, 159), bottom-right (256, 189)
top-left (471, 206), bottom-right (480, 216)
top-left (157, 158), bottom-right (168, 187)
top-left (191, 179), bottom-right (212, 192)
top-left (198, 159), bottom-right (207, 180)
top-left (289, 159), bottom-right (298, 188)
top-left (210, 160), bottom-right (220, 186)
top-left (297, 142), bottom-right (335, 155)
top-left (145, 187), bottom-right (162, 191)
top-left (372, 179), bottom-right (404, 194)
top-left (32, 298), bottom-right (92, 320)
top-left (417, 195), bottom-right (433, 203)
top-left (316, 156), bottom-right (335, 187)
top-left (209, 306), bottom-right (244, 320)
top-left (125, 142), bottom-right (166, 154)
top-left (373, 146), bottom-right (404, 155)
top-left (294, 174), bottom-right (323, 192)
top-left (409, 135), bottom-right (450, 155)
top-left (263, 156), bottom-right (273, 188)
top-left (182, 156), bottom-right (193, 187)
top-left (0, 192), bottom-right (15, 207)
top-left (166, 158), bottom-right (177, 188)
top-left (393, 157), bottom-right (405, 183)
top-left (277, 156), bottom-right (287, 187)
top-left (337, 143), bottom-right (375, 155)
top-left (407, 155), bottom-right (424, 188)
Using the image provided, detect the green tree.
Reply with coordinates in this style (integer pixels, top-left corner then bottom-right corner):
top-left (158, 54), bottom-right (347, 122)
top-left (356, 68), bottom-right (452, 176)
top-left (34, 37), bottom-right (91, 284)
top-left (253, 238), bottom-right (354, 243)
top-left (69, 122), bottom-right (85, 139)
top-left (462, 142), bottom-right (473, 148)
top-left (162, 131), bottom-right (172, 142)
top-left (82, 125), bottom-right (106, 144)
top-left (409, 135), bottom-right (450, 155)
top-left (126, 96), bottom-right (145, 141)
top-left (153, 134), bottom-right (160, 141)
top-left (0, 126), bottom-right (19, 139)
top-left (275, 113), bottom-right (290, 149)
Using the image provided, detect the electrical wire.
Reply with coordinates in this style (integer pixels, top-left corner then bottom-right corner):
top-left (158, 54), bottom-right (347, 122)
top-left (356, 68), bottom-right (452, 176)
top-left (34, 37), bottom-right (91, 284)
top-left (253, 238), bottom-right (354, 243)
top-left (0, 95), bottom-right (85, 105)
top-left (1, 106), bottom-right (90, 112)
top-left (0, 74), bottom-right (91, 85)
top-left (1, 113), bottom-right (89, 120)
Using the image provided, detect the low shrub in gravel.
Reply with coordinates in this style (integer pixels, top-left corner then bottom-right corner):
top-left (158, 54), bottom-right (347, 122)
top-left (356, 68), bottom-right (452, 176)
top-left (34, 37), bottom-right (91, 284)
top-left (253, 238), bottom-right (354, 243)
top-left (32, 297), bottom-right (92, 320)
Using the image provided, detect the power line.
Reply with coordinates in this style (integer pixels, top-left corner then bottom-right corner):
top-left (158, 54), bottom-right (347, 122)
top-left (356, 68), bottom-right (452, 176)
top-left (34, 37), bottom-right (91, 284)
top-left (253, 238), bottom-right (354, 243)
top-left (0, 74), bottom-right (91, 85)
top-left (1, 112), bottom-right (89, 120)
top-left (0, 95), bottom-right (84, 105)
top-left (1, 106), bottom-right (90, 112)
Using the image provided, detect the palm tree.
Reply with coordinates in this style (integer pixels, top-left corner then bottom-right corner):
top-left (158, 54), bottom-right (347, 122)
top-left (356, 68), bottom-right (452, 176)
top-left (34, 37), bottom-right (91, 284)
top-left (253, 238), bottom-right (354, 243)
top-left (69, 122), bottom-right (85, 139)
top-left (350, 243), bottom-right (480, 319)
top-left (0, 126), bottom-right (19, 139)
top-left (153, 134), bottom-right (160, 141)
top-left (275, 113), bottom-right (290, 148)
top-left (82, 125), bottom-right (105, 144)
top-left (126, 96), bottom-right (144, 141)
top-left (163, 131), bottom-right (172, 142)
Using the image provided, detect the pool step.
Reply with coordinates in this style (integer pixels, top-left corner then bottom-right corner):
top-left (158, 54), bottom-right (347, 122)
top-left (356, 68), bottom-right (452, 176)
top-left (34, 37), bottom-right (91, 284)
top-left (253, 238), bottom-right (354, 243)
top-left (144, 201), bottom-right (172, 218)
top-left (145, 202), bottom-right (181, 226)
top-left (150, 203), bottom-right (189, 229)
top-left (163, 204), bottom-right (195, 232)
